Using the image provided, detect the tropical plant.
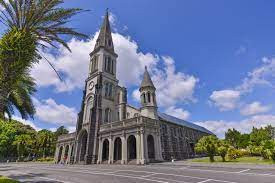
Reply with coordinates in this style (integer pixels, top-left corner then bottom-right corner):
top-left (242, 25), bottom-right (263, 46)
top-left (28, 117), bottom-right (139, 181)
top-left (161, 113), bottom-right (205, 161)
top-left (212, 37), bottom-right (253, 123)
top-left (217, 140), bottom-right (229, 162)
top-left (227, 147), bottom-right (241, 160)
top-left (0, 28), bottom-right (37, 120)
top-left (13, 134), bottom-right (33, 160)
top-left (0, 0), bottom-right (87, 120)
top-left (195, 135), bottom-right (218, 162)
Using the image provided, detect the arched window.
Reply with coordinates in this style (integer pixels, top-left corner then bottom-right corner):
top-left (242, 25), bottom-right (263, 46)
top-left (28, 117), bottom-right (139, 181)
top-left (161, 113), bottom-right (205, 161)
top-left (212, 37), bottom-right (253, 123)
top-left (107, 57), bottom-right (111, 72)
top-left (108, 39), bottom-right (112, 47)
top-left (142, 93), bottom-right (146, 103)
top-left (147, 92), bottom-right (151, 103)
top-left (127, 112), bottom-right (130, 119)
top-left (105, 108), bottom-right (110, 122)
top-left (104, 83), bottom-right (109, 97)
top-left (117, 93), bottom-right (120, 103)
top-left (109, 84), bottom-right (113, 97)
top-left (104, 56), bottom-right (108, 71)
top-left (85, 97), bottom-right (93, 122)
top-left (111, 60), bottom-right (114, 74)
top-left (134, 113), bottom-right (139, 118)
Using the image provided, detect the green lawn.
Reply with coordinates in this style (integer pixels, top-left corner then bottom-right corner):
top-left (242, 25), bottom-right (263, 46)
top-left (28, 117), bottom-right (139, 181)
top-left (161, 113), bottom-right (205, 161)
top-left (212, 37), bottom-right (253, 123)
top-left (190, 156), bottom-right (275, 164)
top-left (0, 176), bottom-right (19, 183)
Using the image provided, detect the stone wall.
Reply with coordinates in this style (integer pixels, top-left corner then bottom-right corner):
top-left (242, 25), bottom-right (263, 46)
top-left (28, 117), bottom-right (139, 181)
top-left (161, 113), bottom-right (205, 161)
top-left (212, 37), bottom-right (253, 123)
top-left (160, 120), bottom-right (208, 160)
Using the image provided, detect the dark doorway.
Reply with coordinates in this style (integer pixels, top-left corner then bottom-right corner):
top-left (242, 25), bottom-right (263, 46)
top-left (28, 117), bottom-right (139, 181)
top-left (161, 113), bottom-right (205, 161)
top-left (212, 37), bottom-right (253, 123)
top-left (64, 145), bottom-right (69, 163)
top-left (102, 139), bottom-right (109, 161)
top-left (147, 135), bottom-right (155, 159)
top-left (79, 131), bottom-right (88, 161)
top-left (114, 137), bottom-right (122, 161)
top-left (57, 146), bottom-right (63, 163)
top-left (127, 135), bottom-right (136, 160)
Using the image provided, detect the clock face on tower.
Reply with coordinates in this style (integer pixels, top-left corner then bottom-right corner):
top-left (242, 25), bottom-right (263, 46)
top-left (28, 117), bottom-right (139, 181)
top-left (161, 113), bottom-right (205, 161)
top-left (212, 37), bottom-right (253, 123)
top-left (89, 81), bottom-right (95, 90)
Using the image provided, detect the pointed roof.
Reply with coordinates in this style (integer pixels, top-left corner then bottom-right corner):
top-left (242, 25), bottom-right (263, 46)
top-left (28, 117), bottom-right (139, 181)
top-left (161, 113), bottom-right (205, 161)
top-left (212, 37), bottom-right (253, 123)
top-left (140, 66), bottom-right (155, 90)
top-left (93, 9), bottom-right (114, 52)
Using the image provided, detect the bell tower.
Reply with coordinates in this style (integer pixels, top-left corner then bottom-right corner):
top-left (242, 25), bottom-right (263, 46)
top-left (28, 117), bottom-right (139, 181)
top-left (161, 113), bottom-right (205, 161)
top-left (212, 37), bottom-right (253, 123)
top-left (139, 66), bottom-right (158, 120)
top-left (75, 10), bottom-right (118, 164)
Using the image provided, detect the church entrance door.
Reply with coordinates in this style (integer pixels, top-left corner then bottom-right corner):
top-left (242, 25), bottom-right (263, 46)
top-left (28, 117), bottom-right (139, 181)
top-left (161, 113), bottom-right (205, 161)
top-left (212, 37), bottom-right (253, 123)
top-left (102, 139), bottom-right (109, 161)
top-left (113, 137), bottom-right (122, 162)
top-left (147, 135), bottom-right (155, 160)
top-left (57, 146), bottom-right (63, 163)
top-left (127, 135), bottom-right (136, 160)
top-left (64, 145), bottom-right (69, 163)
top-left (79, 130), bottom-right (88, 162)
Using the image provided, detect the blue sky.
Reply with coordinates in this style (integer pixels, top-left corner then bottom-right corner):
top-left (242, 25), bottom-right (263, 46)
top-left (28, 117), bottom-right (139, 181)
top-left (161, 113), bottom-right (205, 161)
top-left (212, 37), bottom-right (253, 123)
top-left (2, 0), bottom-right (275, 138)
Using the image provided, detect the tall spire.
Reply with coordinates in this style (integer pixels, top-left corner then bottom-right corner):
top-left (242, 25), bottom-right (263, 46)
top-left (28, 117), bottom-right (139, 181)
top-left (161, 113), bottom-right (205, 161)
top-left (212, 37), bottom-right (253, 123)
top-left (94, 9), bottom-right (114, 52)
top-left (140, 66), bottom-right (155, 90)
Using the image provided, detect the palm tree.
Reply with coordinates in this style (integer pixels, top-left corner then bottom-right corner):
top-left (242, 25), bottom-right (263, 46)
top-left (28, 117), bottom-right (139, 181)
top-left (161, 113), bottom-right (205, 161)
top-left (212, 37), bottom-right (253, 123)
top-left (0, 0), bottom-right (87, 120)
top-left (13, 134), bottom-right (33, 160)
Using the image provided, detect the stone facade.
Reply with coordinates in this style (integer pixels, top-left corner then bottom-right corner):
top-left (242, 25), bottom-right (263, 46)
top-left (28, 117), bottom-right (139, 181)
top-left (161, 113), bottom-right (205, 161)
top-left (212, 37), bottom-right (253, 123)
top-left (54, 11), bottom-right (213, 165)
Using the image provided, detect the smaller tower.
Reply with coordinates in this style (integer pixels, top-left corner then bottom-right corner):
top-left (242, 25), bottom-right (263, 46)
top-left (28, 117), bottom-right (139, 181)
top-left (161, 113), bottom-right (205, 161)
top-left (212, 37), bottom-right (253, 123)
top-left (140, 66), bottom-right (158, 119)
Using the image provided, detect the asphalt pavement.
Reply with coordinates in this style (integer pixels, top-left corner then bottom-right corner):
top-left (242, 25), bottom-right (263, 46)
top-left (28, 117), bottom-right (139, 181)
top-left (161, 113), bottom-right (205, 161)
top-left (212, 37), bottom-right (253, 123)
top-left (0, 162), bottom-right (274, 183)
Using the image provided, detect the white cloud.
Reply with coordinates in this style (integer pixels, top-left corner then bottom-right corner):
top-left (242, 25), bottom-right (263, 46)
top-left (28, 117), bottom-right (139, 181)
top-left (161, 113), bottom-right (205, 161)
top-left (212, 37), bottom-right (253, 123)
top-left (67, 126), bottom-right (76, 133)
top-left (209, 57), bottom-right (275, 112)
top-left (12, 116), bottom-right (41, 131)
top-left (152, 56), bottom-right (198, 107)
top-left (165, 106), bottom-right (190, 120)
top-left (33, 98), bottom-right (77, 126)
top-left (240, 102), bottom-right (271, 116)
top-left (108, 12), bottom-right (116, 26)
top-left (237, 57), bottom-right (275, 93)
top-left (209, 90), bottom-right (241, 111)
top-left (196, 114), bottom-right (275, 138)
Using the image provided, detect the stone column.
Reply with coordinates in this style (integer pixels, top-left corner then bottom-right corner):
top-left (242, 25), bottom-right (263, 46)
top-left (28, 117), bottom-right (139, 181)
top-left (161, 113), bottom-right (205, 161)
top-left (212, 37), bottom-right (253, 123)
top-left (136, 132), bottom-right (141, 164)
top-left (61, 145), bottom-right (65, 163)
top-left (121, 136), bottom-right (127, 164)
top-left (97, 138), bottom-right (102, 164)
top-left (67, 145), bottom-right (72, 164)
top-left (108, 137), bottom-right (113, 164)
top-left (140, 130), bottom-right (146, 164)
top-left (74, 140), bottom-right (80, 163)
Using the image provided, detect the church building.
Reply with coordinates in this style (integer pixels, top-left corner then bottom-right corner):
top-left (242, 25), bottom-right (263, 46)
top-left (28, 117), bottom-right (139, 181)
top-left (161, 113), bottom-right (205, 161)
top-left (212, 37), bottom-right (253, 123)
top-left (55, 11), bottom-right (213, 165)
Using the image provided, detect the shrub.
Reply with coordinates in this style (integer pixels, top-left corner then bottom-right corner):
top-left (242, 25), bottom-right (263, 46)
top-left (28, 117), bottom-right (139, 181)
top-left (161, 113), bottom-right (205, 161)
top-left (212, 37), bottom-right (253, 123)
top-left (239, 149), bottom-right (250, 157)
top-left (227, 147), bottom-right (241, 160)
top-left (247, 145), bottom-right (262, 156)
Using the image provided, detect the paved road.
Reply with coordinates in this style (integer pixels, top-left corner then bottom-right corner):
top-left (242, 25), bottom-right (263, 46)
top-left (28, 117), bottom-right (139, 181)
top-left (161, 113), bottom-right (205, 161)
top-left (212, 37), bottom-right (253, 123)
top-left (0, 163), bottom-right (275, 183)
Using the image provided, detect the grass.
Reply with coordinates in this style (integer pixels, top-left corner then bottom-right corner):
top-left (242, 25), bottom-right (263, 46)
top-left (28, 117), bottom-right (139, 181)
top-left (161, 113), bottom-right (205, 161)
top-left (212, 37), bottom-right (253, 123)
top-left (189, 156), bottom-right (275, 164)
top-left (0, 176), bottom-right (19, 183)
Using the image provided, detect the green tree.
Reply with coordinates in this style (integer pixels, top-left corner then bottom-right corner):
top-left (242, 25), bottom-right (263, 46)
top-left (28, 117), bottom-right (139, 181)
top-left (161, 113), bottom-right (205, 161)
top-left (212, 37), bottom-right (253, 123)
top-left (250, 127), bottom-right (271, 146)
top-left (217, 140), bottom-right (229, 162)
top-left (13, 134), bottom-right (33, 160)
top-left (37, 130), bottom-right (55, 158)
top-left (238, 134), bottom-right (250, 149)
top-left (0, 29), bottom-right (37, 120)
top-left (0, 0), bottom-right (87, 120)
top-left (195, 135), bottom-right (218, 162)
top-left (225, 128), bottom-right (241, 149)
top-left (54, 126), bottom-right (69, 138)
